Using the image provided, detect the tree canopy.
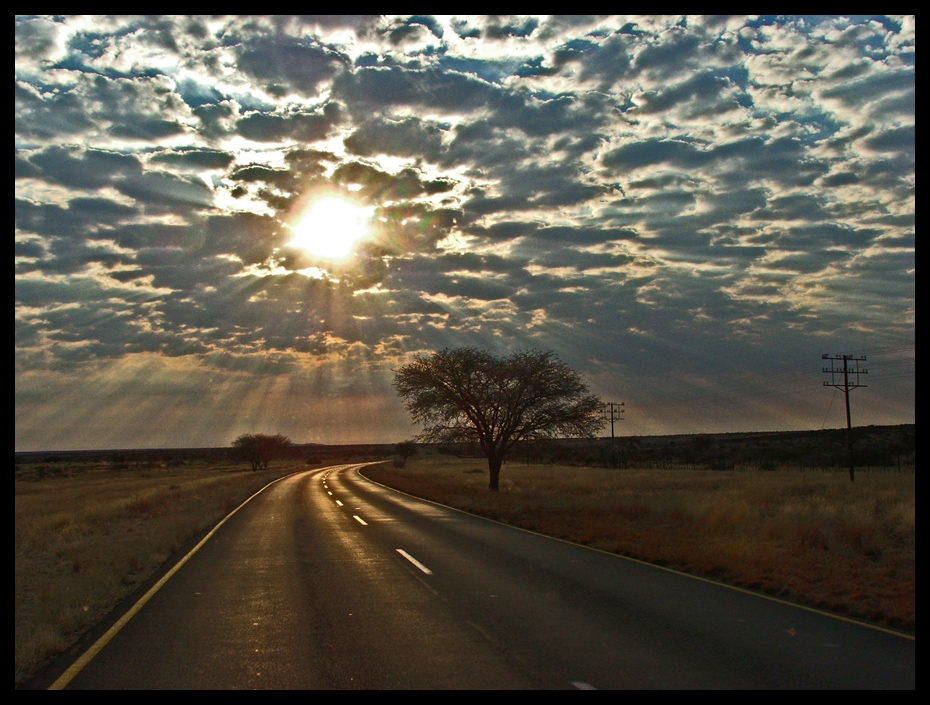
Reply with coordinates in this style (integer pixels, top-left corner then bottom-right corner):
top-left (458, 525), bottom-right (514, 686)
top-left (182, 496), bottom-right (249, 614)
top-left (393, 347), bottom-right (604, 490)
top-left (232, 433), bottom-right (292, 471)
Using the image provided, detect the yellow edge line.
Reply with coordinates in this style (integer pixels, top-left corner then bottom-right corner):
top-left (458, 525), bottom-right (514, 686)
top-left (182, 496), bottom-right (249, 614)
top-left (48, 469), bottom-right (313, 690)
top-left (357, 466), bottom-right (915, 642)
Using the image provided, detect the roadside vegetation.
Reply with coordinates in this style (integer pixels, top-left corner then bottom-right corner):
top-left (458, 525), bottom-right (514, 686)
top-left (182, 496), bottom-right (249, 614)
top-left (14, 458), bottom-right (304, 686)
top-left (231, 433), bottom-right (292, 471)
top-left (394, 347), bottom-right (605, 490)
top-left (15, 440), bottom-right (914, 686)
top-left (363, 456), bottom-right (915, 632)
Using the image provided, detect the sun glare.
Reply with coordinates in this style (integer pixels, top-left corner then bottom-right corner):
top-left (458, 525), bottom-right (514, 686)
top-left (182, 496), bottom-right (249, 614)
top-left (289, 196), bottom-right (373, 260)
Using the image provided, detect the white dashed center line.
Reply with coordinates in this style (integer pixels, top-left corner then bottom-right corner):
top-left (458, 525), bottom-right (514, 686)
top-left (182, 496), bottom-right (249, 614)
top-left (572, 681), bottom-right (597, 690)
top-left (353, 515), bottom-right (368, 525)
top-left (335, 500), bottom-right (343, 506)
top-left (396, 549), bottom-right (432, 575)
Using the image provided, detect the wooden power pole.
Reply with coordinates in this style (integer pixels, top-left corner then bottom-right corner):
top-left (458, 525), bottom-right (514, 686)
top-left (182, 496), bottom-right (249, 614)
top-left (822, 353), bottom-right (868, 482)
top-left (601, 402), bottom-right (625, 469)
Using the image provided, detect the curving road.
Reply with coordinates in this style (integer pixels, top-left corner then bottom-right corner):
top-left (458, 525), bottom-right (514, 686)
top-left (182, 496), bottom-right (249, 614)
top-left (53, 464), bottom-right (914, 689)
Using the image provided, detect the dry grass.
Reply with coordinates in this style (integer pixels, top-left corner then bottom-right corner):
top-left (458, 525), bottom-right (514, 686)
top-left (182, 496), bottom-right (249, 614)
top-left (364, 457), bottom-right (915, 632)
top-left (14, 459), bottom-right (304, 686)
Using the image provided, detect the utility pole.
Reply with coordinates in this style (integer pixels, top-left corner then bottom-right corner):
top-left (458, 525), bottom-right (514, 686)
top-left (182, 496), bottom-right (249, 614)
top-left (602, 402), bottom-right (625, 439)
top-left (601, 402), bottom-right (625, 469)
top-left (822, 353), bottom-right (868, 482)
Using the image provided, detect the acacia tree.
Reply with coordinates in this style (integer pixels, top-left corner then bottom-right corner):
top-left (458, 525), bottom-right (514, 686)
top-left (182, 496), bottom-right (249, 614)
top-left (232, 433), bottom-right (292, 471)
top-left (393, 347), bottom-right (605, 490)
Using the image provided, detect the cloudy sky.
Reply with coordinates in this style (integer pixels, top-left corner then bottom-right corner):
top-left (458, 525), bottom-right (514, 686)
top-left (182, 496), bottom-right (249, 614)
top-left (15, 15), bottom-right (915, 451)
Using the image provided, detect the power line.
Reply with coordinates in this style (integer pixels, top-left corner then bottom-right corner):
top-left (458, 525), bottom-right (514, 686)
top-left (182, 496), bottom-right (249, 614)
top-left (842, 343), bottom-right (914, 357)
top-left (820, 387), bottom-right (838, 430)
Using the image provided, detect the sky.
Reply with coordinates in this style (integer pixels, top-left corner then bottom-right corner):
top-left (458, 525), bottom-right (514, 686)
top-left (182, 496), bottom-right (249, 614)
top-left (15, 15), bottom-right (915, 451)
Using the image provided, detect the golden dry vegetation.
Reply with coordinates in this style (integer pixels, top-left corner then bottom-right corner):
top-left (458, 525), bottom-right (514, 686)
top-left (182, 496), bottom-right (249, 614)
top-left (364, 456), bottom-right (915, 632)
top-left (14, 459), bottom-right (304, 686)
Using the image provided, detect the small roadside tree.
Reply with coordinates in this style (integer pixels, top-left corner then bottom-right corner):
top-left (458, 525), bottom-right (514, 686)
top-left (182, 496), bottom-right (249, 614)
top-left (395, 440), bottom-right (419, 468)
top-left (232, 433), bottom-right (292, 471)
top-left (393, 347), bottom-right (605, 490)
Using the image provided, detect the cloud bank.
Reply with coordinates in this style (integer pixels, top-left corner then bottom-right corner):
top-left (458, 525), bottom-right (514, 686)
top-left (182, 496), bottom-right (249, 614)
top-left (15, 15), bottom-right (915, 450)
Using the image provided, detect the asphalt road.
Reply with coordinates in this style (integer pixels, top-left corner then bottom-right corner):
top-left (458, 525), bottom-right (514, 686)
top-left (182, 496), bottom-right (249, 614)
top-left (52, 464), bottom-right (914, 689)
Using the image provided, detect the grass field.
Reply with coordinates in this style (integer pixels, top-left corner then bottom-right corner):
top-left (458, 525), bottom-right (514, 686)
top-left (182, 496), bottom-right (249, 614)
top-left (15, 454), bottom-right (915, 686)
top-left (364, 456), bottom-right (915, 632)
top-left (14, 459), bottom-right (304, 686)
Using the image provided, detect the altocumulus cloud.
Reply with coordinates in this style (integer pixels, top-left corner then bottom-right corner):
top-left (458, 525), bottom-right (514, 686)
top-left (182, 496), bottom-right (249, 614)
top-left (15, 15), bottom-right (914, 451)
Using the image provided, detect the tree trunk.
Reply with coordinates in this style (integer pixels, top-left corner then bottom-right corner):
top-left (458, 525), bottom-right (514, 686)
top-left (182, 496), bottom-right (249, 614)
top-left (487, 455), bottom-right (502, 491)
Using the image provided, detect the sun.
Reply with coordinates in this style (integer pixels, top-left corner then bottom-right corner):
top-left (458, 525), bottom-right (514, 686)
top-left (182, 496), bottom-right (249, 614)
top-left (288, 196), bottom-right (373, 261)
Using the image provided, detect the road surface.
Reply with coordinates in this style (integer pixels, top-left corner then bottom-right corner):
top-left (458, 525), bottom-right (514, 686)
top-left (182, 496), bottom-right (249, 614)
top-left (50, 464), bottom-right (914, 689)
